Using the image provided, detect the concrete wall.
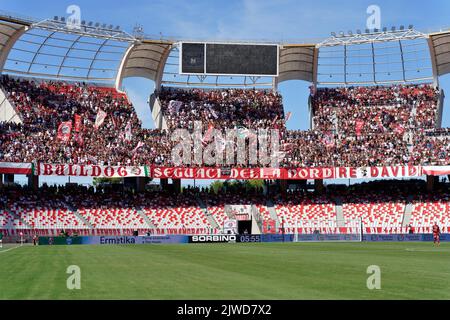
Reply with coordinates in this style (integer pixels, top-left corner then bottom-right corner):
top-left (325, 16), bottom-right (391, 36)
top-left (0, 86), bottom-right (22, 123)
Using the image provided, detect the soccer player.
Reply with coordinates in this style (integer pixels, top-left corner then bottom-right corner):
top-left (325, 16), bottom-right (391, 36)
top-left (432, 223), bottom-right (441, 247)
top-left (0, 231), bottom-right (3, 248)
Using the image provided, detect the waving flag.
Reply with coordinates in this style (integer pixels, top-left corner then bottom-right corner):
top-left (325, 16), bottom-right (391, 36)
top-left (57, 121), bottom-right (72, 143)
top-left (111, 115), bottom-right (118, 129)
top-left (322, 132), bottom-right (335, 148)
top-left (132, 141), bottom-right (144, 154)
top-left (394, 124), bottom-right (405, 135)
top-left (202, 124), bottom-right (214, 147)
top-left (169, 100), bottom-right (183, 112)
top-left (124, 122), bottom-right (133, 142)
top-left (131, 141), bottom-right (145, 161)
top-left (285, 112), bottom-right (292, 122)
top-left (355, 120), bottom-right (365, 137)
top-left (73, 132), bottom-right (84, 147)
top-left (94, 109), bottom-right (107, 129)
top-left (74, 114), bottom-right (82, 132)
top-left (210, 108), bottom-right (218, 119)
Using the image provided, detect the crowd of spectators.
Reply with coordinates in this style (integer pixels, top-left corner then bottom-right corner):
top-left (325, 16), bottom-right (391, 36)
top-left (310, 84), bottom-right (439, 135)
top-left (157, 86), bottom-right (285, 131)
top-left (0, 75), bottom-right (173, 166)
top-left (1, 179), bottom-right (449, 235)
top-left (0, 76), bottom-right (448, 167)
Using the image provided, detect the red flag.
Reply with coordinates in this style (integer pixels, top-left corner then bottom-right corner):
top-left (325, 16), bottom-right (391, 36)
top-left (111, 115), bottom-right (118, 129)
top-left (73, 132), bottom-right (84, 147)
top-left (74, 114), bottom-right (82, 132)
top-left (57, 121), bottom-right (72, 143)
top-left (202, 124), bottom-right (214, 146)
top-left (355, 120), bottom-right (364, 137)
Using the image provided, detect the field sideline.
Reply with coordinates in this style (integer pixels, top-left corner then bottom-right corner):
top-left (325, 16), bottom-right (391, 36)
top-left (0, 242), bottom-right (449, 300)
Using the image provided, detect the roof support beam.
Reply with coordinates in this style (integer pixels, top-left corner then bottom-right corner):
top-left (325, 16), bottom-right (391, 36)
top-left (371, 42), bottom-right (376, 83)
top-left (26, 31), bottom-right (57, 73)
top-left (86, 38), bottom-right (109, 78)
top-left (398, 40), bottom-right (407, 82)
top-left (56, 34), bottom-right (83, 77)
top-left (0, 25), bottom-right (28, 73)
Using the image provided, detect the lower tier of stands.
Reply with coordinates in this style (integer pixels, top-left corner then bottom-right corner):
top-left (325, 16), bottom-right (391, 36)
top-left (1, 186), bottom-right (449, 236)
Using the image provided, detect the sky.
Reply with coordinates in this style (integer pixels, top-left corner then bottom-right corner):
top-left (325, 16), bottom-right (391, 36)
top-left (2, 0), bottom-right (450, 186)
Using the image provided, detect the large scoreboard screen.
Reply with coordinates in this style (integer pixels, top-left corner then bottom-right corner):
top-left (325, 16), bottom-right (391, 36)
top-left (180, 42), bottom-right (279, 76)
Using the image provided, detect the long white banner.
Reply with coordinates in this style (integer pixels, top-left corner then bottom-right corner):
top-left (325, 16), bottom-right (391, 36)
top-left (37, 163), bottom-right (147, 178)
top-left (335, 166), bottom-right (421, 179)
top-left (30, 163), bottom-right (450, 179)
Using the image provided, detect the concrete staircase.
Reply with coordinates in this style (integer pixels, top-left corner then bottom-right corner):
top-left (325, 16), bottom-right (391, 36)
top-left (334, 197), bottom-right (346, 227)
top-left (250, 205), bottom-right (262, 234)
top-left (0, 86), bottom-right (22, 123)
top-left (62, 200), bottom-right (94, 229)
top-left (196, 197), bottom-right (219, 229)
top-left (402, 195), bottom-right (414, 227)
top-left (224, 205), bottom-right (234, 219)
top-left (266, 200), bottom-right (280, 226)
top-left (149, 93), bottom-right (169, 130)
top-left (136, 208), bottom-right (158, 229)
top-left (435, 89), bottom-right (445, 128)
top-left (7, 209), bottom-right (33, 229)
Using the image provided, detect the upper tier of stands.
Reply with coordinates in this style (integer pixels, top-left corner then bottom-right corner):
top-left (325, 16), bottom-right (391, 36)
top-left (0, 76), bottom-right (448, 167)
top-left (157, 86), bottom-right (285, 131)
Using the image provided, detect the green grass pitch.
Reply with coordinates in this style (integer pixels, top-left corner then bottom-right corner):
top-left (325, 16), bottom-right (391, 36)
top-left (0, 242), bottom-right (449, 299)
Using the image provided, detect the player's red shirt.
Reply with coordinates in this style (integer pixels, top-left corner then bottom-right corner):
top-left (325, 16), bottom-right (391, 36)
top-left (432, 225), bottom-right (440, 235)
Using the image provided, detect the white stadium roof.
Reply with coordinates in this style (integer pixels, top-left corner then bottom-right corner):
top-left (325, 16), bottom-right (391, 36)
top-left (0, 11), bottom-right (447, 89)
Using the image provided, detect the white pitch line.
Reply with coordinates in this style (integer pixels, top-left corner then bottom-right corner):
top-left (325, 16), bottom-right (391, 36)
top-left (405, 247), bottom-right (448, 252)
top-left (0, 244), bottom-right (23, 254)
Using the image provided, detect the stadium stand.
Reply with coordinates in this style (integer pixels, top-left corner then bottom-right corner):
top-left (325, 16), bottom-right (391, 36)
top-left (0, 76), bottom-right (447, 168)
top-left (157, 86), bottom-right (285, 131)
top-left (410, 193), bottom-right (450, 233)
top-left (0, 76), bottom-right (449, 237)
top-left (274, 192), bottom-right (337, 233)
top-left (1, 182), bottom-right (450, 235)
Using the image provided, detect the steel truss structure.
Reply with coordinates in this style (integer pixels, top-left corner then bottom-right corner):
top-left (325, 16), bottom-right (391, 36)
top-left (0, 10), bottom-right (448, 88)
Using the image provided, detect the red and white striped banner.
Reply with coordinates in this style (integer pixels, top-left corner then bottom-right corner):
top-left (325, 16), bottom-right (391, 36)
top-left (0, 162), bottom-right (33, 175)
top-left (422, 166), bottom-right (450, 176)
